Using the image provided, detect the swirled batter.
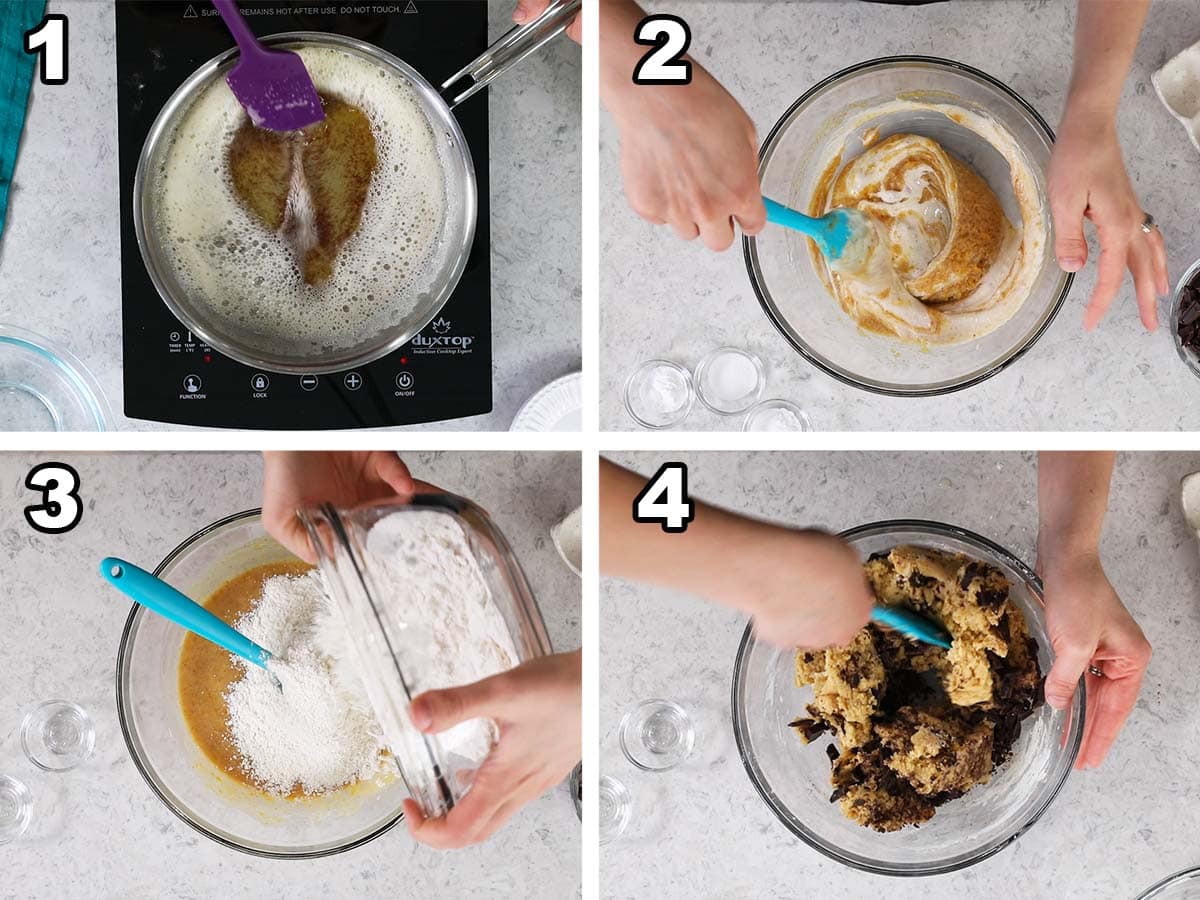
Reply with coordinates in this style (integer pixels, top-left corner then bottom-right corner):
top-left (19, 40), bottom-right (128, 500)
top-left (810, 100), bottom-right (1047, 345)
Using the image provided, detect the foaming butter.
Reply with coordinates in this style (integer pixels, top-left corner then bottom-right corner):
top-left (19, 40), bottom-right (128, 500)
top-left (152, 46), bottom-right (446, 355)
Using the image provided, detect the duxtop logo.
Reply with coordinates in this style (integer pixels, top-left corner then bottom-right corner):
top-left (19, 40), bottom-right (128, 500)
top-left (413, 317), bottom-right (474, 352)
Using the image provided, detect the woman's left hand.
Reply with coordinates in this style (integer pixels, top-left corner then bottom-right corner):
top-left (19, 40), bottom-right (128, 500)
top-left (1047, 108), bottom-right (1168, 331)
top-left (1039, 550), bottom-right (1151, 769)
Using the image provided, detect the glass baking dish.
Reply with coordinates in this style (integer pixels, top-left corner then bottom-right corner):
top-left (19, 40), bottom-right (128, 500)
top-left (300, 493), bottom-right (552, 820)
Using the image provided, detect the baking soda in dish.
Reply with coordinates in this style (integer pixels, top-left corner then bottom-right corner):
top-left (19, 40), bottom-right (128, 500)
top-left (224, 570), bottom-right (385, 796)
top-left (314, 510), bottom-right (519, 771)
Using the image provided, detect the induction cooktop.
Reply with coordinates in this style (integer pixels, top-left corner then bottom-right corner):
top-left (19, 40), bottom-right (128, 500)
top-left (115, 0), bottom-right (491, 429)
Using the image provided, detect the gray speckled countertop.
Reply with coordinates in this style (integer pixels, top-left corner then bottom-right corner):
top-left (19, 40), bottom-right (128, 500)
top-left (600, 1), bottom-right (1200, 431)
top-left (601, 451), bottom-right (1200, 899)
top-left (0, 451), bottom-right (580, 898)
top-left (0, 0), bottom-right (580, 432)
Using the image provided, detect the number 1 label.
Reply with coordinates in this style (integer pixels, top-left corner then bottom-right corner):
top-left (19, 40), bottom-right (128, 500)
top-left (25, 14), bottom-right (68, 86)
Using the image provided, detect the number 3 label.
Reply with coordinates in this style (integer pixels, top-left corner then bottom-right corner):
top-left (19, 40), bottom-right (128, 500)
top-left (633, 463), bottom-right (695, 533)
top-left (25, 463), bottom-right (83, 534)
top-left (632, 15), bottom-right (692, 85)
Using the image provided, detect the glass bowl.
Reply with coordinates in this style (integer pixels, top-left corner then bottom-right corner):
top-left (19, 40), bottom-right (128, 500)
top-left (1169, 257), bottom-right (1200, 380)
top-left (694, 348), bottom-right (764, 415)
top-left (0, 325), bottom-right (111, 431)
top-left (744, 57), bottom-right (1071, 396)
top-left (622, 360), bottom-right (695, 429)
top-left (741, 399), bottom-right (812, 432)
top-left (731, 519), bottom-right (1083, 876)
top-left (115, 510), bottom-right (408, 858)
top-left (1138, 867), bottom-right (1200, 899)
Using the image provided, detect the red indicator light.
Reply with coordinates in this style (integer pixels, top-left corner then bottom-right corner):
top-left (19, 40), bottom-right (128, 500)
top-left (400, 357), bottom-right (408, 364)
top-left (203, 354), bottom-right (212, 363)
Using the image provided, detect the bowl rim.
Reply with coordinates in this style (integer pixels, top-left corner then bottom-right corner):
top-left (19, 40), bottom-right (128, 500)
top-left (114, 508), bottom-right (405, 859)
top-left (743, 55), bottom-right (1073, 397)
top-left (1137, 865), bottom-right (1200, 899)
top-left (1168, 256), bottom-right (1200, 380)
top-left (730, 517), bottom-right (1085, 876)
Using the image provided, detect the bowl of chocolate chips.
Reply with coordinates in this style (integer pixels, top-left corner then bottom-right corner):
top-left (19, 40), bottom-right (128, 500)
top-left (1171, 259), bottom-right (1200, 379)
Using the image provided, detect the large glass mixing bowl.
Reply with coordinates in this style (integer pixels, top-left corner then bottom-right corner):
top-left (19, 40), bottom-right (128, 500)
top-left (115, 510), bottom-right (407, 858)
top-left (731, 520), bottom-right (1083, 876)
top-left (745, 57), bottom-right (1071, 396)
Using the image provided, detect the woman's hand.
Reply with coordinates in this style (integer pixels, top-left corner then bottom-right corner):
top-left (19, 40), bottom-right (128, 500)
top-left (1039, 550), bottom-right (1151, 769)
top-left (261, 451), bottom-right (414, 563)
top-left (599, 1), bottom-right (763, 251)
top-left (608, 62), bottom-right (765, 251)
top-left (404, 650), bottom-right (582, 849)
top-left (1047, 108), bottom-right (1168, 331)
top-left (514, 0), bottom-right (581, 43)
top-left (736, 528), bottom-right (875, 650)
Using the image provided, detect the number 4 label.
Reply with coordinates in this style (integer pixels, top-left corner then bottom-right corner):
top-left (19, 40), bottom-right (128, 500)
top-left (632, 15), bottom-right (692, 85)
top-left (633, 462), bottom-right (695, 533)
top-left (24, 14), bottom-right (68, 86)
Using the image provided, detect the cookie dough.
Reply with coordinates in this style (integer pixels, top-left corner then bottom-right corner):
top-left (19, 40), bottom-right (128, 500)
top-left (808, 99), bottom-right (1048, 346)
top-left (789, 546), bottom-right (1043, 832)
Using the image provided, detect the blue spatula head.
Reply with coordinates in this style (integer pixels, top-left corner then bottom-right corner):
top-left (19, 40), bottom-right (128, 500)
top-left (226, 46), bottom-right (325, 132)
top-left (870, 605), bottom-right (952, 649)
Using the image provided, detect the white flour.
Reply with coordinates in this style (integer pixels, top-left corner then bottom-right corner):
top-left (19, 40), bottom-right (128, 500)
top-left (224, 570), bottom-right (384, 796)
top-left (314, 510), bottom-right (519, 773)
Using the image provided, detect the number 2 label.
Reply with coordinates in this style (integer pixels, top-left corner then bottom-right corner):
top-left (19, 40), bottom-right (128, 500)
top-left (24, 14), bottom-right (68, 86)
top-left (633, 462), bottom-right (695, 533)
top-left (632, 15), bottom-right (692, 85)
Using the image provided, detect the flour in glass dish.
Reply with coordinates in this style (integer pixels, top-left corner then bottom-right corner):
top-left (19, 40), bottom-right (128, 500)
top-left (314, 510), bottom-right (520, 770)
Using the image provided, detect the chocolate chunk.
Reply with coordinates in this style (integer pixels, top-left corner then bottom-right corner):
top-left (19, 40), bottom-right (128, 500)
top-left (825, 743), bottom-right (840, 765)
top-left (788, 718), bottom-right (830, 742)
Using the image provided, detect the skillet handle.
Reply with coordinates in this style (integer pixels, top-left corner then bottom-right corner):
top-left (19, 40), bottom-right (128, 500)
top-left (442, 0), bottom-right (580, 108)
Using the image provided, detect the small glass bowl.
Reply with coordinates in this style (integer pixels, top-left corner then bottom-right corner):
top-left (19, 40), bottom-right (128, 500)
top-left (742, 399), bottom-right (812, 432)
top-left (599, 775), bottom-right (632, 844)
top-left (1169, 257), bottom-right (1200, 380)
top-left (622, 360), bottom-right (695, 429)
top-left (21, 700), bottom-right (95, 771)
top-left (0, 325), bottom-right (111, 431)
top-left (0, 775), bottom-right (32, 844)
top-left (732, 520), bottom-right (1083, 876)
top-left (694, 348), bottom-right (765, 415)
top-left (619, 699), bottom-right (695, 771)
top-left (1137, 866), bottom-right (1200, 899)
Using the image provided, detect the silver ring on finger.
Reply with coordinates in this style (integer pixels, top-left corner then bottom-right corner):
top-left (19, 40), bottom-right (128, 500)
top-left (1087, 664), bottom-right (1105, 678)
top-left (1141, 213), bottom-right (1156, 234)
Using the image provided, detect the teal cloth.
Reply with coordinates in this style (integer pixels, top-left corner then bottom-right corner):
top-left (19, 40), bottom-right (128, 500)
top-left (0, 1), bottom-right (46, 239)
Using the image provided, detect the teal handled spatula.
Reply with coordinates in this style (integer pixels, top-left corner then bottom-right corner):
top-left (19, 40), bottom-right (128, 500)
top-left (870, 604), bottom-right (952, 649)
top-left (99, 557), bottom-right (276, 672)
top-left (762, 197), bottom-right (876, 273)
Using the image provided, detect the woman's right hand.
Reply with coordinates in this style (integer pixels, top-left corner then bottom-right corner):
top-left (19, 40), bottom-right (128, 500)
top-left (735, 528), bottom-right (875, 650)
top-left (600, 0), bottom-right (765, 254)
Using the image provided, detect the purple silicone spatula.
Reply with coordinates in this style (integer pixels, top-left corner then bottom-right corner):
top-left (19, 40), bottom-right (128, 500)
top-left (212, 0), bottom-right (324, 131)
